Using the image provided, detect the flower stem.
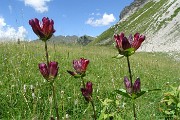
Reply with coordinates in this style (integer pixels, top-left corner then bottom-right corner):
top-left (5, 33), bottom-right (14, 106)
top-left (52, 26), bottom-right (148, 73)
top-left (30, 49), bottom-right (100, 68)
top-left (90, 99), bottom-right (96, 120)
top-left (81, 77), bottom-right (86, 88)
top-left (126, 56), bottom-right (133, 86)
top-left (51, 82), bottom-right (60, 120)
top-left (126, 56), bottom-right (137, 120)
top-left (44, 41), bottom-right (49, 66)
top-left (132, 99), bottom-right (137, 120)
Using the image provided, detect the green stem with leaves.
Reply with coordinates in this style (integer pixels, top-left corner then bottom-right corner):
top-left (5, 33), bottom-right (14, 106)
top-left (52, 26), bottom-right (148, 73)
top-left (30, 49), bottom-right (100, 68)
top-left (126, 56), bottom-right (137, 120)
top-left (44, 41), bottom-right (59, 119)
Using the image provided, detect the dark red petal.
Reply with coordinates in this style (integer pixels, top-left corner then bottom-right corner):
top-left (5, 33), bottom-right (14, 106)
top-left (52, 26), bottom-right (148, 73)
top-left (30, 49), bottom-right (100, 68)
top-left (119, 32), bottom-right (125, 40)
top-left (134, 33), bottom-right (140, 41)
top-left (81, 88), bottom-right (88, 97)
top-left (49, 61), bottom-right (58, 78)
top-left (38, 63), bottom-right (49, 79)
top-left (122, 37), bottom-right (131, 50)
top-left (132, 34), bottom-right (145, 50)
top-left (81, 58), bottom-right (89, 71)
top-left (29, 19), bottom-right (34, 26)
top-left (124, 76), bottom-right (132, 94)
top-left (114, 34), bottom-right (122, 49)
top-left (86, 82), bottom-right (93, 94)
top-left (133, 78), bottom-right (141, 93)
top-left (114, 34), bottom-right (118, 40)
top-left (139, 35), bottom-right (145, 42)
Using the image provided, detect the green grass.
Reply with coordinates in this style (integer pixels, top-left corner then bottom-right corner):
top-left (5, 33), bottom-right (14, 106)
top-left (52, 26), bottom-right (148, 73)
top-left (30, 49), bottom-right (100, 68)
top-left (0, 42), bottom-right (180, 119)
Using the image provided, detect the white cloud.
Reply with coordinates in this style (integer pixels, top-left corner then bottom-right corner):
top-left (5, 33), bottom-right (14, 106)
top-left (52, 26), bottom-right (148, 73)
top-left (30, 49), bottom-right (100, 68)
top-left (0, 17), bottom-right (27, 41)
top-left (0, 17), bottom-right (6, 28)
top-left (85, 13), bottom-right (116, 27)
top-left (21, 0), bottom-right (52, 13)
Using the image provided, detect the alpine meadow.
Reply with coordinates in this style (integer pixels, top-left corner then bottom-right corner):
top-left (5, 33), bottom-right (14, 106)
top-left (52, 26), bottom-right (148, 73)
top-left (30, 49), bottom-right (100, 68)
top-left (0, 0), bottom-right (180, 120)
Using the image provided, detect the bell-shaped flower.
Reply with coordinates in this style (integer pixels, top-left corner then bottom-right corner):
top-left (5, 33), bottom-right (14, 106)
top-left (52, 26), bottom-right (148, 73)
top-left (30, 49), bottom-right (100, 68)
top-left (81, 82), bottom-right (93, 102)
top-left (29, 17), bottom-right (55, 41)
top-left (124, 76), bottom-right (132, 94)
top-left (39, 63), bottom-right (49, 80)
top-left (114, 32), bottom-right (145, 56)
top-left (49, 61), bottom-right (59, 79)
top-left (67, 58), bottom-right (89, 78)
top-left (124, 76), bottom-right (141, 94)
top-left (39, 61), bottom-right (59, 81)
top-left (133, 78), bottom-right (141, 93)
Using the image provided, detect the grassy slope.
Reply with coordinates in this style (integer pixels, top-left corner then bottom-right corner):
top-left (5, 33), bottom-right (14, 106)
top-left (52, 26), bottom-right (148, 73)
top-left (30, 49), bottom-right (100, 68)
top-left (0, 42), bottom-right (180, 119)
top-left (90, 0), bottom-right (178, 46)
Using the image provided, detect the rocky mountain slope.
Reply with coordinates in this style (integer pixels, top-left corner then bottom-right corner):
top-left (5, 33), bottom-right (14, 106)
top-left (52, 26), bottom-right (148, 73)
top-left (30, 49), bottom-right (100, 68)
top-left (90, 0), bottom-right (180, 52)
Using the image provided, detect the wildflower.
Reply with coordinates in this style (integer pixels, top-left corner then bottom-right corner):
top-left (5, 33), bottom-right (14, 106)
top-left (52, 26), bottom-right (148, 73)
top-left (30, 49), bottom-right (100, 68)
top-left (49, 61), bottom-right (59, 79)
top-left (67, 58), bottom-right (89, 77)
top-left (124, 77), bottom-right (132, 94)
top-left (114, 32), bottom-right (145, 56)
top-left (124, 76), bottom-right (141, 94)
top-left (39, 61), bottom-right (58, 80)
top-left (81, 82), bottom-right (93, 102)
top-left (29, 17), bottom-right (55, 41)
top-left (133, 78), bottom-right (141, 93)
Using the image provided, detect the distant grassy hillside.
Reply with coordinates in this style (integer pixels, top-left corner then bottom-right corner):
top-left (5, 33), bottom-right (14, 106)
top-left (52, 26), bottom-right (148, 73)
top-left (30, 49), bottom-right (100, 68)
top-left (89, 0), bottom-right (180, 49)
top-left (0, 42), bottom-right (180, 119)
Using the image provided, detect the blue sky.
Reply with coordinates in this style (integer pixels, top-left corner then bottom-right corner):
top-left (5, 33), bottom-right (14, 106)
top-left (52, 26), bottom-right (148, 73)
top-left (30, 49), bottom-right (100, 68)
top-left (0, 0), bottom-right (133, 41)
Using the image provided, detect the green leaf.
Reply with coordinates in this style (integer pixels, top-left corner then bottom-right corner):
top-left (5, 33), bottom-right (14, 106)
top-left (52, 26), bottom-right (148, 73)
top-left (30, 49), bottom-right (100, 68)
top-left (133, 89), bottom-right (161, 99)
top-left (148, 89), bottom-right (161, 92)
top-left (133, 91), bottom-right (146, 99)
top-left (112, 54), bottom-right (124, 59)
top-left (114, 89), bottom-right (131, 98)
top-left (81, 73), bottom-right (86, 78)
top-left (73, 73), bottom-right (86, 78)
top-left (74, 74), bottom-right (82, 78)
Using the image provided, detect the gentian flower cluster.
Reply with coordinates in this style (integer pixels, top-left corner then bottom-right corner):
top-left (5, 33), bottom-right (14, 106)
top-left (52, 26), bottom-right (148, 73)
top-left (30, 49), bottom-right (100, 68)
top-left (29, 17), bottom-right (55, 41)
top-left (39, 61), bottom-right (59, 81)
top-left (29, 17), bottom-right (60, 119)
top-left (124, 76), bottom-right (141, 94)
top-left (114, 32), bottom-right (145, 56)
top-left (67, 58), bottom-right (89, 77)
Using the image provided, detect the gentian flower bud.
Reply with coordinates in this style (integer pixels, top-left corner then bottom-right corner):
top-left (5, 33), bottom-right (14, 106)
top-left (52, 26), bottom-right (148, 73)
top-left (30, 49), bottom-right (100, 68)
top-left (133, 78), bottom-right (141, 93)
top-left (81, 82), bottom-right (93, 102)
top-left (124, 77), bottom-right (141, 95)
top-left (39, 63), bottom-right (49, 80)
top-left (29, 17), bottom-right (55, 41)
top-left (49, 61), bottom-right (59, 79)
top-left (124, 76), bottom-right (132, 94)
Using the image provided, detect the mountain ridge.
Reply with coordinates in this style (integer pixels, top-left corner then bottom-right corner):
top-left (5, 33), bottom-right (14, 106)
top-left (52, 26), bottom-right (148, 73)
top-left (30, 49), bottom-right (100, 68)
top-left (32, 35), bottom-right (95, 46)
